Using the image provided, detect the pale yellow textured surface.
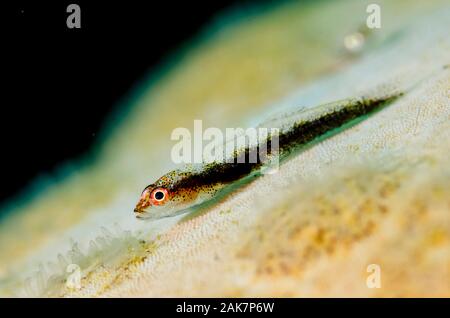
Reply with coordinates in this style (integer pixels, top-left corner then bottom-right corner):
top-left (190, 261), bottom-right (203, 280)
top-left (0, 0), bottom-right (448, 297)
top-left (98, 69), bottom-right (450, 298)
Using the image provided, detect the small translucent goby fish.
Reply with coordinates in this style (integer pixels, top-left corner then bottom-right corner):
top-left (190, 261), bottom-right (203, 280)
top-left (134, 93), bottom-right (401, 220)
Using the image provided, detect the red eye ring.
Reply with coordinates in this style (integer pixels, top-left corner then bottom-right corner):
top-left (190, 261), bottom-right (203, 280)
top-left (150, 188), bottom-right (169, 206)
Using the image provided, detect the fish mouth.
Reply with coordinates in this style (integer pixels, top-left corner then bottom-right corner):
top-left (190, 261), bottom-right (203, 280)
top-left (134, 211), bottom-right (149, 219)
top-left (134, 200), bottom-right (151, 213)
top-left (134, 206), bottom-right (150, 219)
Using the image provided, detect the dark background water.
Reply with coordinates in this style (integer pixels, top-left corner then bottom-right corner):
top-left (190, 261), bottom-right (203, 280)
top-left (2, 0), bottom-right (273, 206)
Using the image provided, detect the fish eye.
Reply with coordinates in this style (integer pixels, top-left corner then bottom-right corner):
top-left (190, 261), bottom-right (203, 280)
top-left (154, 191), bottom-right (164, 201)
top-left (150, 188), bottom-right (169, 205)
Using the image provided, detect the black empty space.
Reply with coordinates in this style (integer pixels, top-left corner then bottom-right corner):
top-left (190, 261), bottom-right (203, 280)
top-left (1, 0), bottom-right (273, 205)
